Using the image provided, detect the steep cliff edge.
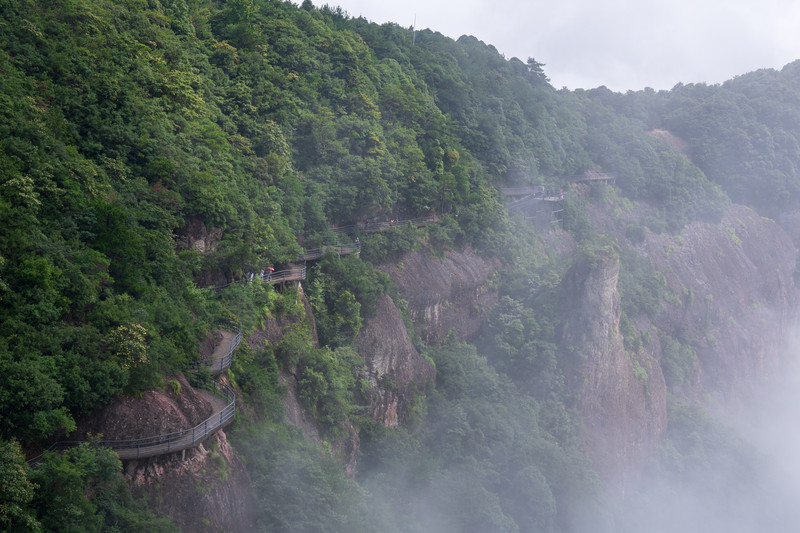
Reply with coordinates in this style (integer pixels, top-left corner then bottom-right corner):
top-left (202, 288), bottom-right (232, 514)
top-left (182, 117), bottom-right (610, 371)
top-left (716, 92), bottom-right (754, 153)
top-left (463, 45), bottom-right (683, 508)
top-left (646, 204), bottom-right (798, 400)
top-left (563, 199), bottom-right (799, 492)
top-left (74, 373), bottom-right (256, 532)
top-left (355, 294), bottom-right (436, 427)
top-left (562, 248), bottom-right (667, 491)
top-left (126, 430), bottom-right (255, 533)
top-left (73, 203), bottom-right (797, 523)
top-left (382, 247), bottom-right (501, 344)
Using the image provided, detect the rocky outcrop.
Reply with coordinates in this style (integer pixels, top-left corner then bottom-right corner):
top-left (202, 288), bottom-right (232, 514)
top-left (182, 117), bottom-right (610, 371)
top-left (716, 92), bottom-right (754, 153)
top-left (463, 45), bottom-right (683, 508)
top-left (174, 216), bottom-right (228, 287)
top-left (646, 204), bottom-right (798, 400)
top-left (355, 294), bottom-right (436, 427)
top-left (562, 248), bottom-right (667, 491)
top-left (74, 374), bottom-right (257, 532)
top-left (383, 247), bottom-right (500, 344)
top-left (74, 374), bottom-right (217, 440)
top-left (126, 430), bottom-right (256, 533)
top-left (562, 200), bottom-right (799, 492)
top-left (175, 215), bottom-right (223, 255)
top-left (362, 246), bottom-right (497, 427)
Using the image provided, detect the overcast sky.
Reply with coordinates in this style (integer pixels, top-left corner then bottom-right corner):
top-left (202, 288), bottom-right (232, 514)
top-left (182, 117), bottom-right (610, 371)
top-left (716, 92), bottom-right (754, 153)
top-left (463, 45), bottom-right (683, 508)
top-left (308, 0), bottom-right (800, 92)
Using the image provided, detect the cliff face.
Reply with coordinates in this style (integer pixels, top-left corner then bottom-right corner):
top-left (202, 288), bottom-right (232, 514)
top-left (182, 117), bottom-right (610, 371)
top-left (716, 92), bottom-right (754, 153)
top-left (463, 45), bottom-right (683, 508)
top-left (355, 294), bottom-right (436, 427)
top-left (646, 204), bottom-right (798, 400)
top-left (562, 249), bottom-right (667, 490)
top-left (246, 291), bottom-right (322, 445)
top-left (84, 204), bottom-right (797, 519)
top-left (75, 374), bottom-right (257, 533)
top-left (126, 431), bottom-right (255, 533)
top-left (382, 247), bottom-right (501, 344)
top-left (560, 201), bottom-right (797, 491)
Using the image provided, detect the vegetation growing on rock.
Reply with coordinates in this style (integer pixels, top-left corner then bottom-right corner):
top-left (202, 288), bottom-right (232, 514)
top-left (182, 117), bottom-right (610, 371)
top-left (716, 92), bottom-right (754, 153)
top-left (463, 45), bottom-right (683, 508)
top-left (2, 0), bottom-right (800, 531)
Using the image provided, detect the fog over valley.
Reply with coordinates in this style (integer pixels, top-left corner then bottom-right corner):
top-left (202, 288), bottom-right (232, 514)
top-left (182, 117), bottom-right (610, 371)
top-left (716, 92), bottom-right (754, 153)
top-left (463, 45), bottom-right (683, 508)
top-left (2, 1), bottom-right (800, 532)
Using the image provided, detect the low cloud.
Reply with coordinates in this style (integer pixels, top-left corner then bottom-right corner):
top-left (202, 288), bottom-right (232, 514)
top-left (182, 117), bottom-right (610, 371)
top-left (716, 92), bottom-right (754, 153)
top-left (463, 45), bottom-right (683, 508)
top-left (313, 0), bottom-right (800, 91)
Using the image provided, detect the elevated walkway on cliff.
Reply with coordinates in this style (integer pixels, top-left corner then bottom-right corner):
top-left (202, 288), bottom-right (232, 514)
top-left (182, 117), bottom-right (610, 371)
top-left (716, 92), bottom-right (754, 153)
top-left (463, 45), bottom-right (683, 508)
top-left (503, 187), bottom-right (565, 227)
top-left (331, 215), bottom-right (438, 234)
top-left (297, 241), bottom-right (360, 261)
top-left (572, 170), bottom-right (615, 185)
top-left (205, 240), bottom-right (361, 291)
top-left (29, 326), bottom-right (242, 466)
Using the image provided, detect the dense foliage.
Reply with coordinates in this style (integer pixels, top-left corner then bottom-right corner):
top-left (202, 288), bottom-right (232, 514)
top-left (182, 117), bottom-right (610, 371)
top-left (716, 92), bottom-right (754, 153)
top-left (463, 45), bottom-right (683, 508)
top-left (3, 0), bottom-right (800, 530)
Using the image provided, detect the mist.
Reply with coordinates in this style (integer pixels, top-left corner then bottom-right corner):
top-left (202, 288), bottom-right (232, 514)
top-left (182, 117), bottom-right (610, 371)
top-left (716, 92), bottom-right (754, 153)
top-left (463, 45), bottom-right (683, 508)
top-left (615, 334), bottom-right (800, 533)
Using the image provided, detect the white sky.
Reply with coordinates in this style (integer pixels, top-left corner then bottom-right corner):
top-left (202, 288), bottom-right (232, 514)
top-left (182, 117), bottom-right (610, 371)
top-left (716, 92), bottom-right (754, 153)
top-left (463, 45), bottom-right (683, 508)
top-left (308, 0), bottom-right (800, 92)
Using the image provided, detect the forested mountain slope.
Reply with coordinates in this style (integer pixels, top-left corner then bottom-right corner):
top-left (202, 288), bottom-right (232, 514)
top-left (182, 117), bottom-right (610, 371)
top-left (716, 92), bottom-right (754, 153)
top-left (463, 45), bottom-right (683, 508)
top-left (2, 0), bottom-right (800, 531)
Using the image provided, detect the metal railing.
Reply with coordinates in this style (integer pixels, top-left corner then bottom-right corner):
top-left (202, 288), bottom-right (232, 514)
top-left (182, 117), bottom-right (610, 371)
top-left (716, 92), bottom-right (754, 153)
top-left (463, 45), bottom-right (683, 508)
top-left (196, 321), bottom-right (242, 374)
top-left (263, 265), bottom-right (306, 283)
top-left (28, 379), bottom-right (236, 466)
top-left (297, 242), bottom-right (361, 261)
top-left (331, 215), bottom-right (438, 234)
top-left (207, 265), bottom-right (307, 291)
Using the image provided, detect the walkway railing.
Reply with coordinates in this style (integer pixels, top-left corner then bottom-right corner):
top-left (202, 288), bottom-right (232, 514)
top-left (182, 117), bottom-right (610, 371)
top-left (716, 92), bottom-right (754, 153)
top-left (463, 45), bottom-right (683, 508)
top-left (208, 265), bottom-right (307, 291)
top-left (265, 265), bottom-right (306, 283)
top-left (502, 186), bottom-right (545, 197)
top-left (196, 320), bottom-right (242, 375)
top-left (28, 379), bottom-right (236, 466)
top-left (331, 215), bottom-right (438, 234)
top-left (297, 242), bottom-right (360, 261)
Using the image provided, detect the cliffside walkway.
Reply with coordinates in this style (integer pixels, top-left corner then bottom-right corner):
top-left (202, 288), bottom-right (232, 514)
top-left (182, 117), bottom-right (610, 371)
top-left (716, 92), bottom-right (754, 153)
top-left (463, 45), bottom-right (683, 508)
top-left (297, 241), bottom-right (360, 261)
top-left (572, 170), bottom-right (615, 184)
top-left (502, 187), bottom-right (564, 204)
top-left (206, 240), bottom-right (361, 291)
top-left (29, 326), bottom-right (241, 467)
top-left (331, 215), bottom-right (438, 234)
top-left (195, 321), bottom-right (242, 375)
top-left (208, 265), bottom-right (307, 291)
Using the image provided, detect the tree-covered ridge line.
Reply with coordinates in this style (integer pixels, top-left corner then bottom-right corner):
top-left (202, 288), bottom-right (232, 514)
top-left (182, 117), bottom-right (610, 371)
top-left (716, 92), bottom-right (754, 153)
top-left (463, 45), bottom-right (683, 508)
top-left (3, 0), bottom-right (800, 530)
top-left (0, 0), bottom-right (491, 446)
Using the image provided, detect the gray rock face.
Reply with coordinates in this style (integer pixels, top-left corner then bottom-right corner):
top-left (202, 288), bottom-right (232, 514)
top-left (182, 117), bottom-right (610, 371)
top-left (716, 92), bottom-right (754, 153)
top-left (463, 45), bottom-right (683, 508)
top-left (646, 204), bottom-right (799, 400)
top-left (382, 247), bottom-right (500, 344)
top-left (562, 248), bottom-right (667, 491)
top-left (355, 294), bottom-right (435, 427)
